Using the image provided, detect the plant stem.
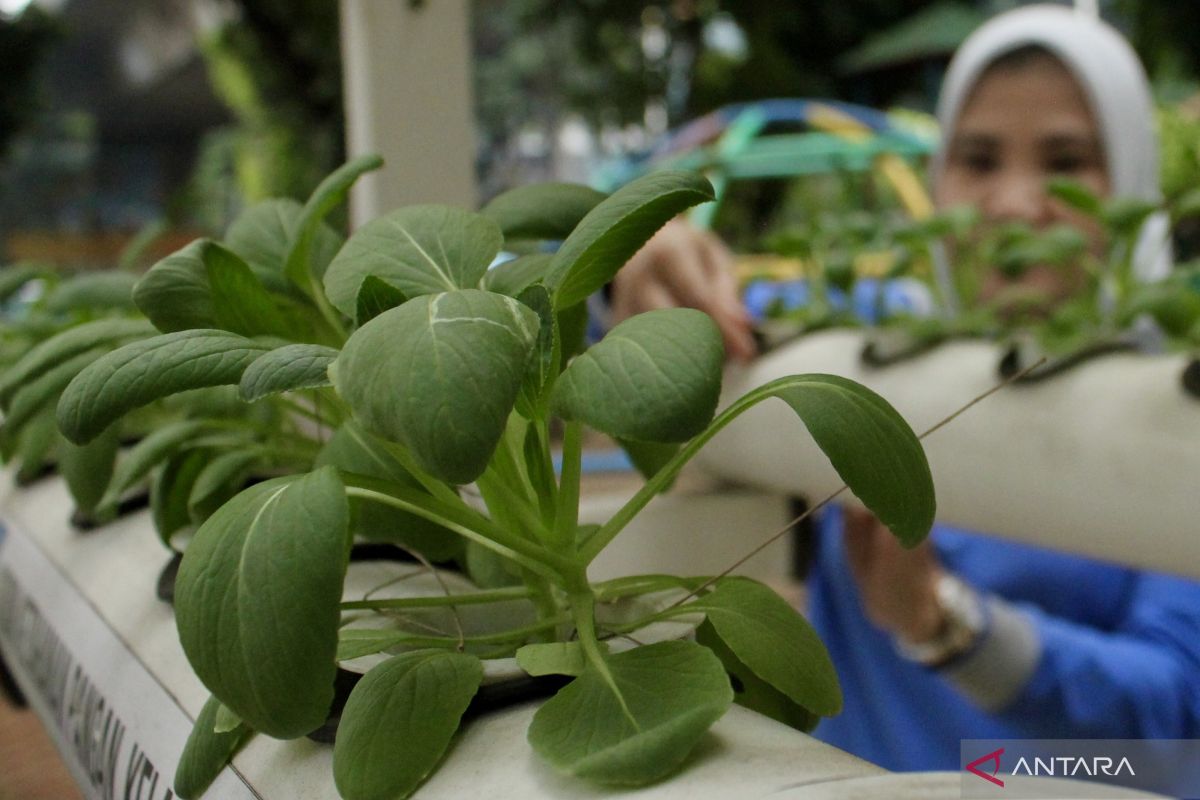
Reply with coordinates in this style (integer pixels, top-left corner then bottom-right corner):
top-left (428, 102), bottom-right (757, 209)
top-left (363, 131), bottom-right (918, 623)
top-left (566, 576), bottom-right (638, 727)
top-left (378, 439), bottom-right (466, 509)
top-left (343, 481), bottom-right (571, 579)
top-left (342, 613), bottom-right (573, 650)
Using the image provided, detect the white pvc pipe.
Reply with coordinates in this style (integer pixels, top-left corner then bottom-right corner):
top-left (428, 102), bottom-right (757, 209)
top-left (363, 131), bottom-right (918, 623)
top-left (697, 330), bottom-right (1200, 579)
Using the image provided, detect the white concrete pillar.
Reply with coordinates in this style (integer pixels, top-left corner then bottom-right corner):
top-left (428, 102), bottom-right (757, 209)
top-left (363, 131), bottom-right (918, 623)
top-left (339, 0), bottom-right (477, 225)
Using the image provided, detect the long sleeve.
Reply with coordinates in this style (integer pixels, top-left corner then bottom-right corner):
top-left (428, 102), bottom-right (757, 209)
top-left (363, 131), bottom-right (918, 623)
top-left (950, 571), bottom-right (1200, 739)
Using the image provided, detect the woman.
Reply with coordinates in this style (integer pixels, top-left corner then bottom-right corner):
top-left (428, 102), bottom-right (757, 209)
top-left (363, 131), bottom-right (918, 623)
top-left (613, 5), bottom-right (1200, 771)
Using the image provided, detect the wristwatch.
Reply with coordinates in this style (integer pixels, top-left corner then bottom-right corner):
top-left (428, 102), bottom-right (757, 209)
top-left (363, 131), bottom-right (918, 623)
top-left (893, 573), bottom-right (989, 669)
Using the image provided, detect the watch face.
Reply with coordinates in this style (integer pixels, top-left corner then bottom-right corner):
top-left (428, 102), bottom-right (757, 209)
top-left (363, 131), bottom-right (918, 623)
top-left (895, 575), bottom-right (986, 667)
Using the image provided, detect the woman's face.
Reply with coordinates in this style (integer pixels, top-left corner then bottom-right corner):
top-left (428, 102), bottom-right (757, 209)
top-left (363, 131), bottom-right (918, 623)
top-left (934, 55), bottom-right (1109, 310)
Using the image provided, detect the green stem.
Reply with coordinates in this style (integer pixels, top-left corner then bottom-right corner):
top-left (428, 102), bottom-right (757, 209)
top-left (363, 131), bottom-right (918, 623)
top-left (578, 379), bottom-right (803, 565)
top-left (310, 274), bottom-right (349, 343)
top-left (343, 479), bottom-right (571, 579)
top-left (344, 613), bottom-right (572, 650)
top-left (531, 419), bottom-right (558, 526)
top-left (553, 420), bottom-right (583, 551)
top-left (379, 439), bottom-right (466, 509)
top-left (341, 585), bottom-right (534, 610)
top-left (476, 467), bottom-right (551, 544)
top-left (567, 578), bottom-right (638, 727)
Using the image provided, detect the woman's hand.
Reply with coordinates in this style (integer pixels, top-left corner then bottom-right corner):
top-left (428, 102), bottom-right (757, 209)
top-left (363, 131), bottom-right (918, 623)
top-left (611, 218), bottom-right (757, 362)
top-left (843, 505), bottom-right (946, 643)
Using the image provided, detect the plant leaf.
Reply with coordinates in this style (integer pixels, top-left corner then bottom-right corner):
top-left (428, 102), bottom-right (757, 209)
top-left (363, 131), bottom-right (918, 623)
top-left (225, 198), bottom-right (301, 274)
top-left (687, 578), bottom-right (840, 716)
top-left (173, 695), bottom-right (253, 800)
top-left (548, 170), bottom-right (714, 309)
top-left (617, 438), bottom-right (680, 481)
top-left (204, 242), bottom-right (298, 338)
top-left (1046, 178), bottom-right (1103, 217)
top-left (0, 263), bottom-right (47, 303)
top-left (285, 154), bottom-right (382, 288)
top-left (581, 373), bottom-right (935, 564)
top-left (153, 449), bottom-right (213, 547)
top-left (187, 448), bottom-right (261, 524)
top-left (333, 650), bottom-right (482, 800)
top-left (0, 318), bottom-right (155, 409)
top-left (355, 275), bottom-right (408, 326)
top-left (483, 253), bottom-right (555, 297)
top-left (528, 640), bottom-right (732, 785)
top-left (45, 272), bottom-right (139, 313)
top-left (514, 284), bottom-right (556, 417)
top-left (317, 423), bottom-right (463, 562)
top-left (133, 240), bottom-right (218, 332)
top-left (481, 182), bottom-right (607, 240)
top-left (334, 291), bottom-right (538, 484)
top-left (239, 344), bottom-right (338, 402)
top-left (101, 420), bottom-right (215, 511)
top-left (175, 468), bottom-right (350, 739)
top-left (2, 349), bottom-right (106, 439)
top-left (516, 642), bottom-right (587, 677)
top-left (552, 308), bottom-right (723, 442)
top-left (58, 424), bottom-right (120, 515)
top-left (323, 206), bottom-right (504, 316)
top-left (694, 620), bottom-right (819, 732)
top-left (57, 330), bottom-right (270, 445)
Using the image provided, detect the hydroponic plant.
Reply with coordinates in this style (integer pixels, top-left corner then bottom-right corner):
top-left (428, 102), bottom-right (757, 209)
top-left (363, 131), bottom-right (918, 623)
top-left (54, 158), bottom-right (936, 799)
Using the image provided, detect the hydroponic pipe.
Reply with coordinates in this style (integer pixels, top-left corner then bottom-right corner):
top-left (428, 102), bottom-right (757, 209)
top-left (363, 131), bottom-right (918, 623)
top-left (697, 329), bottom-right (1199, 580)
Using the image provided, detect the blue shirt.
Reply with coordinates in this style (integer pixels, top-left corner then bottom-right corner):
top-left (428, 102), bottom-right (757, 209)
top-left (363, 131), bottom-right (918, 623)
top-left (809, 504), bottom-right (1200, 771)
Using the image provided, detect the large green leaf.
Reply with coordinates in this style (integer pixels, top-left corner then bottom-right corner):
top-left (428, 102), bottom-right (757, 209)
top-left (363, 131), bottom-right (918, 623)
top-left (547, 170), bottom-right (714, 309)
top-left (323, 206), bottom-right (504, 316)
top-left (204, 242), bottom-right (298, 339)
top-left (174, 468), bottom-right (350, 739)
top-left (284, 154), bottom-right (383, 287)
top-left (481, 182), bottom-right (607, 241)
top-left (173, 695), bottom-right (253, 800)
top-left (334, 291), bottom-right (538, 484)
top-left (133, 240), bottom-right (218, 332)
top-left (332, 651), bottom-right (482, 800)
top-left (0, 318), bottom-right (155, 409)
top-left (528, 640), bottom-right (732, 784)
top-left (58, 425), bottom-right (120, 515)
top-left (694, 621), bottom-right (819, 733)
top-left (225, 198), bottom-right (302, 274)
top-left (100, 420), bottom-right (214, 511)
top-left (552, 308), bottom-right (723, 442)
top-left (239, 344), bottom-right (338, 402)
top-left (57, 330), bottom-right (270, 445)
top-left (688, 578), bottom-right (840, 716)
top-left (516, 642), bottom-right (587, 677)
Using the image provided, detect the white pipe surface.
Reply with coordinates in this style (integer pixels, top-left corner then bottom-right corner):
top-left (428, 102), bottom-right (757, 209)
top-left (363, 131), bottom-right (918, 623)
top-left (697, 330), bottom-right (1199, 579)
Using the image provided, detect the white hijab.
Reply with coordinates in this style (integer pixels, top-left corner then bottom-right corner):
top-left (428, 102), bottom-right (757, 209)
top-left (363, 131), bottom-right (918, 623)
top-left (934, 3), bottom-right (1170, 283)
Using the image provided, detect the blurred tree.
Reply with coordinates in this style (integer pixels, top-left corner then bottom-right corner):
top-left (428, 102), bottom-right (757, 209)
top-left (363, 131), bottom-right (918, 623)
top-left (0, 7), bottom-right (60, 159)
top-left (195, 0), bottom-right (343, 203)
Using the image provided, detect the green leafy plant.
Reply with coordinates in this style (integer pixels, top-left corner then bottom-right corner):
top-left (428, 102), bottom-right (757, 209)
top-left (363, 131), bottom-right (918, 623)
top-left (54, 159), bottom-right (935, 798)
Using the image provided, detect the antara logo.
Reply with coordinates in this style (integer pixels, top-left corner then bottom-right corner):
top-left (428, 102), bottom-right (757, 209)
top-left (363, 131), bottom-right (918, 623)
top-left (1012, 756), bottom-right (1136, 778)
top-left (966, 748), bottom-right (1006, 787)
top-left (965, 747), bottom-right (1137, 787)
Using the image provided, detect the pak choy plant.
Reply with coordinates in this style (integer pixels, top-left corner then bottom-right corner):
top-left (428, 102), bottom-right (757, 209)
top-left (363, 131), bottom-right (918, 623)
top-left (0, 225), bottom-right (174, 497)
top-left (55, 159), bottom-right (936, 799)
